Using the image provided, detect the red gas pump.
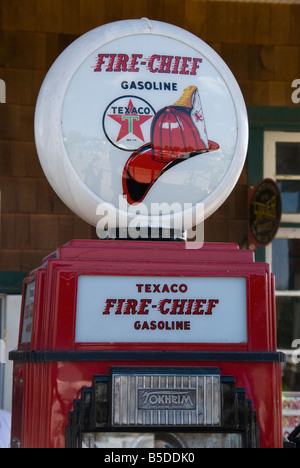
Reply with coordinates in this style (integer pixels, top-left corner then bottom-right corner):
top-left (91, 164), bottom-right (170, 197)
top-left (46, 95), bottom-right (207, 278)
top-left (9, 19), bottom-right (285, 449)
top-left (10, 240), bottom-right (284, 448)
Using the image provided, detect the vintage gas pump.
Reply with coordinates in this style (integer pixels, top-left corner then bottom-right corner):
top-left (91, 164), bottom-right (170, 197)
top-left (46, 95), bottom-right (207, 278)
top-left (10, 19), bottom-right (284, 449)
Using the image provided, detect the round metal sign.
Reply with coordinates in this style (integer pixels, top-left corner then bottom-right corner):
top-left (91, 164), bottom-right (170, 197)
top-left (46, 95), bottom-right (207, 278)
top-left (35, 19), bottom-right (248, 231)
top-left (248, 179), bottom-right (282, 248)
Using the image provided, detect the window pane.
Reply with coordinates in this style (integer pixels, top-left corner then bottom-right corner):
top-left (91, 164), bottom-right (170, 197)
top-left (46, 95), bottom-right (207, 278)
top-left (276, 142), bottom-right (300, 175)
top-left (272, 239), bottom-right (300, 290)
top-left (277, 180), bottom-right (300, 213)
top-left (282, 360), bottom-right (300, 392)
top-left (276, 296), bottom-right (300, 350)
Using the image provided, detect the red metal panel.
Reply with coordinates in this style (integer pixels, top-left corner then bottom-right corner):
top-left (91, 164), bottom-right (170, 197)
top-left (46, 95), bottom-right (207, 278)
top-left (38, 360), bottom-right (282, 449)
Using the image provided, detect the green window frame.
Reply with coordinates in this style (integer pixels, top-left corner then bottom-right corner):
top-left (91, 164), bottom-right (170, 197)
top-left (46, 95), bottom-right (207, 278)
top-left (248, 106), bottom-right (300, 262)
top-left (248, 106), bottom-right (300, 391)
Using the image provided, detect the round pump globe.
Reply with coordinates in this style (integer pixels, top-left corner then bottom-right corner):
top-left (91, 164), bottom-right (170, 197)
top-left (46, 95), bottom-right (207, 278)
top-left (34, 19), bottom-right (248, 232)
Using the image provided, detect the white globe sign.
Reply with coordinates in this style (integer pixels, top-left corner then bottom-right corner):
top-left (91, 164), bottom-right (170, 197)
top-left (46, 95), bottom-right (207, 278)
top-left (34, 19), bottom-right (248, 231)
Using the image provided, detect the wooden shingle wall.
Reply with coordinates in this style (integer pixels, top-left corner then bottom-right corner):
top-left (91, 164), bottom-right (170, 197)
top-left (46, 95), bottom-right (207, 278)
top-left (0, 0), bottom-right (299, 274)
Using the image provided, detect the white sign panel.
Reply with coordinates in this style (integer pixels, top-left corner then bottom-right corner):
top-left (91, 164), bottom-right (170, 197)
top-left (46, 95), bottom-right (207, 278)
top-left (75, 276), bottom-right (247, 344)
top-left (35, 19), bottom-right (248, 230)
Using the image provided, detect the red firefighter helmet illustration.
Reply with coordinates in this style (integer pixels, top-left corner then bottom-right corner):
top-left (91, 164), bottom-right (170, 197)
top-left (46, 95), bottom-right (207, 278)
top-left (122, 86), bottom-right (219, 204)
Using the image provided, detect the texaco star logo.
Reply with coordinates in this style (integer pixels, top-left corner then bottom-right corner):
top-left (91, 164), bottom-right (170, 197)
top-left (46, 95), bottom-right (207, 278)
top-left (103, 96), bottom-right (156, 151)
